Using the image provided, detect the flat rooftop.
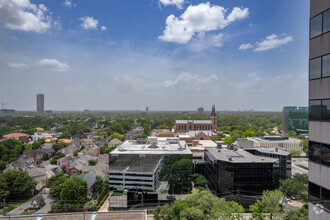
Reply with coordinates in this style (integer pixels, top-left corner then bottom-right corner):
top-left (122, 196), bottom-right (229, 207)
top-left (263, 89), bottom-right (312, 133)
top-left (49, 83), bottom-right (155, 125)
top-left (248, 136), bottom-right (301, 143)
top-left (111, 138), bottom-right (192, 155)
top-left (175, 120), bottom-right (212, 124)
top-left (109, 154), bottom-right (163, 173)
top-left (206, 147), bottom-right (278, 163)
top-left (245, 147), bottom-right (291, 156)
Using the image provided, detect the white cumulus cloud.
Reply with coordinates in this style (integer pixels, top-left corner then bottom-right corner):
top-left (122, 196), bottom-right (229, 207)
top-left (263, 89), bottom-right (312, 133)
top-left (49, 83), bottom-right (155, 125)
top-left (63, 0), bottom-right (76, 8)
top-left (254, 34), bottom-right (293, 52)
top-left (159, 2), bottom-right (249, 44)
top-left (163, 72), bottom-right (218, 89)
top-left (38, 59), bottom-right (71, 72)
top-left (238, 43), bottom-right (253, 50)
top-left (101, 26), bottom-right (107, 31)
top-left (80, 16), bottom-right (98, 30)
top-left (159, 0), bottom-right (185, 9)
top-left (8, 62), bottom-right (30, 70)
top-left (0, 0), bottom-right (51, 33)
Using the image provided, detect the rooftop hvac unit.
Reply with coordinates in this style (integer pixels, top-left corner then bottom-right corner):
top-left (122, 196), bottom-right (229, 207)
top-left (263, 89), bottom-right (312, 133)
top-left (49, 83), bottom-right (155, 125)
top-left (148, 137), bottom-right (158, 145)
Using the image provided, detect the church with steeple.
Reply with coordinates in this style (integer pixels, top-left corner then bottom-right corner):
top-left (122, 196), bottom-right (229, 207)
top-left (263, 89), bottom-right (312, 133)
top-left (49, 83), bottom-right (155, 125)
top-left (174, 105), bottom-right (217, 133)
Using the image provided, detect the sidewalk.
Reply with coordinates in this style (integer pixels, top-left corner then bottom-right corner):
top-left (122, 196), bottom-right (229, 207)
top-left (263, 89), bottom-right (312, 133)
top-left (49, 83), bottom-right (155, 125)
top-left (98, 194), bottom-right (110, 212)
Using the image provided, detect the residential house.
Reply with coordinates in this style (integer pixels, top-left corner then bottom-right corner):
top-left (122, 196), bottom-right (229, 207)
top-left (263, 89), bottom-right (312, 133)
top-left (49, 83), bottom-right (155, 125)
top-left (3, 133), bottom-right (30, 140)
top-left (31, 195), bottom-right (45, 209)
top-left (108, 138), bottom-right (122, 147)
top-left (22, 149), bottom-right (43, 163)
top-left (79, 173), bottom-right (97, 199)
top-left (27, 168), bottom-right (47, 191)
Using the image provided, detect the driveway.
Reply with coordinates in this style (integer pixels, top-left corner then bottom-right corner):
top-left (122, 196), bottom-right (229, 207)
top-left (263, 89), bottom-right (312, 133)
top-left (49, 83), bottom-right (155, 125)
top-left (6, 192), bottom-right (56, 216)
top-left (6, 194), bottom-right (39, 216)
top-left (34, 193), bottom-right (57, 215)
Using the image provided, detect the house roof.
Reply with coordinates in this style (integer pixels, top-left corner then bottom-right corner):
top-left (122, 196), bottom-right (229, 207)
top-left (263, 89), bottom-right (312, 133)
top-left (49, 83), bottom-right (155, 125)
top-left (109, 138), bottom-right (122, 145)
top-left (3, 133), bottom-right (29, 138)
top-left (79, 173), bottom-right (97, 189)
top-left (27, 168), bottom-right (47, 177)
top-left (58, 139), bottom-right (72, 144)
top-left (32, 195), bottom-right (45, 204)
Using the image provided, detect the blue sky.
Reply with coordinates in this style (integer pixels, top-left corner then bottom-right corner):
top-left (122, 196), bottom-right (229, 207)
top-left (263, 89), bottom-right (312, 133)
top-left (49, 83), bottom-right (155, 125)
top-left (0, 0), bottom-right (309, 111)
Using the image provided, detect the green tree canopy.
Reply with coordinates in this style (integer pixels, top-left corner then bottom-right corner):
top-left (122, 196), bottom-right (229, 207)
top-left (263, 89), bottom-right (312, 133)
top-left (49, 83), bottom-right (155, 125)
top-left (154, 189), bottom-right (243, 220)
top-left (0, 170), bottom-right (36, 199)
top-left (59, 176), bottom-right (88, 206)
top-left (283, 207), bottom-right (308, 220)
top-left (279, 173), bottom-right (308, 201)
top-left (48, 172), bottom-right (69, 198)
top-left (160, 155), bottom-right (193, 194)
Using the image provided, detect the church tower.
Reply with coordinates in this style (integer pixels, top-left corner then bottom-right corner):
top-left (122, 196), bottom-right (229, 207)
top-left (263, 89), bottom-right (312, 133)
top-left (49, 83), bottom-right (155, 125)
top-left (211, 104), bottom-right (217, 133)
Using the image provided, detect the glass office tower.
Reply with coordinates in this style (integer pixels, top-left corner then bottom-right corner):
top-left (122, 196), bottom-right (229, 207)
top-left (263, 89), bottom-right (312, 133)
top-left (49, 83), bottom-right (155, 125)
top-left (309, 1), bottom-right (330, 218)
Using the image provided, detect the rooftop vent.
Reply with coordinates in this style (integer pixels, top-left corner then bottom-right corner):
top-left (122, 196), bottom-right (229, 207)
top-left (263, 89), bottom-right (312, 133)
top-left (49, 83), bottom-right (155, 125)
top-left (148, 143), bottom-right (159, 149)
top-left (228, 157), bottom-right (233, 161)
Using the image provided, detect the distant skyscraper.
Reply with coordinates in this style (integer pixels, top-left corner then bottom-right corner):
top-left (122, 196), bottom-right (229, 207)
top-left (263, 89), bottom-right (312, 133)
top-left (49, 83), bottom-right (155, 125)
top-left (146, 106), bottom-right (149, 112)
top-left (36, 94), bottom-right (44, 113)
top-left (282, 106), bottom-right (308, 136)
top-left (309, 1), bottom-right (330, 219)
top-left (197, 107), bottom-right (204, 115)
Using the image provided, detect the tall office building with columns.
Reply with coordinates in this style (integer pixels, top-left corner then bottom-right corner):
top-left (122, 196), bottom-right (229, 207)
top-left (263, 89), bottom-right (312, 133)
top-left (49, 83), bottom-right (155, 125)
top-left (308, 0), bottom-right (330, 218)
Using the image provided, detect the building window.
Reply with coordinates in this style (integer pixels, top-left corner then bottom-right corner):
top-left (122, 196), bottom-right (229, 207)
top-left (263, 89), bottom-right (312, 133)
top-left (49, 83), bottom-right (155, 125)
top-left (311, 14), bottom-right (323, 38)
top-left (309, 181), bottom-right (321, 202)
top-left (323, 10), bottom-right (330, 34)
top-left (309, 141), bottom-right (330, 167)
top-left (322, 55), bottom-right (330, 77)
top-left (322, 100), bottom-right (330, 121)
top-left (310, 57), bottom-right (322, 79)
top-left (309, 100), bottom-right (322, 120)
top-left (322, 187), bottom-right (330, 210)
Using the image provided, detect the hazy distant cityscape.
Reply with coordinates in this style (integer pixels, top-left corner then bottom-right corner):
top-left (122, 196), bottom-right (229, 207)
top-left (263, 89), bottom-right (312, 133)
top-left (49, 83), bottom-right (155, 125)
top-left (0, 0), bottom-right (328, 220)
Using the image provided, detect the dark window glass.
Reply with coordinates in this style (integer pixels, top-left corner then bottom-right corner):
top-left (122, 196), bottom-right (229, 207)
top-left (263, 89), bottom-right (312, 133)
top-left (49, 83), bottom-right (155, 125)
top-left (310, 57), bottom-right (322, 79)
top-left (320, 143), bottom-right (330, 167)
top-left (322, 55), bottom-right (330, 77)
top-left (310, 100), bottom-right (322, 120)
top-left (309, 141), bottom-right (322, 164)
top-left (309, 182), bottom-right (321, 202)
top-left (311, 14), bottom-right (323, 38)
top-left (322, 100), bottom-right (330, 121)
top-left (322, 187), bottom-right (330, 210)
top-left (323, 10), bottom-right (330, 33)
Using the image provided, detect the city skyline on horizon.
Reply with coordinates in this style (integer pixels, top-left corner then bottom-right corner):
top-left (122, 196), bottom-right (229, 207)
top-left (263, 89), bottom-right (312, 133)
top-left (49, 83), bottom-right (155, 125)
top-left (0, 0), bottom-right (309, 111)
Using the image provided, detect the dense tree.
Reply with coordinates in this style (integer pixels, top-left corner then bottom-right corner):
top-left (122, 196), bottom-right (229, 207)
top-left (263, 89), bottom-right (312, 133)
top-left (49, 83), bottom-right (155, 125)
top-left (261, 190), bottom-right (284, 220)
top-left (279, 174), bottom-right (308, 201)
top-left (107, 122), bottom-right (124, 135)
top-left (95, 176), bottom-right (108, 194)
top-left (288, 130), bottom-right (297, 137)
top-left (143, 123), bottom-right (151, 136)
top-left (283, 207), bottom-right (308, 220)
top-left (59, 176), bottom-right (88, 206)
top-left (249, 200), bottom-right (265, 220)
top-left (52, 143), bottom-right (69, 152)
top-left (192, 174), bottom-right (207, 187)
top-left (154, 189), bottom-right (240, 220)
top-left (83, 199), bottom-right (98, 211)
top-left (48, 172), bottom-right (69, 198)
top-left (290, 149), bottom-right (302, 157)
top-left (0, 139), bottom-right (25, 169)
top-left (159, 155), bottom-right (193, 194)
top-left (299, 138), bottom-right (308, 153)
top-left (111, 132), bottom-right (124, 141)
top-left (0, 170), bottom-right (36, 198)
top-left (223, 137), bottom-right (234, 145)
top-left (88, 159), bottom-right (97, 166)
top-left (100, 145), bottom-right (116, 154)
